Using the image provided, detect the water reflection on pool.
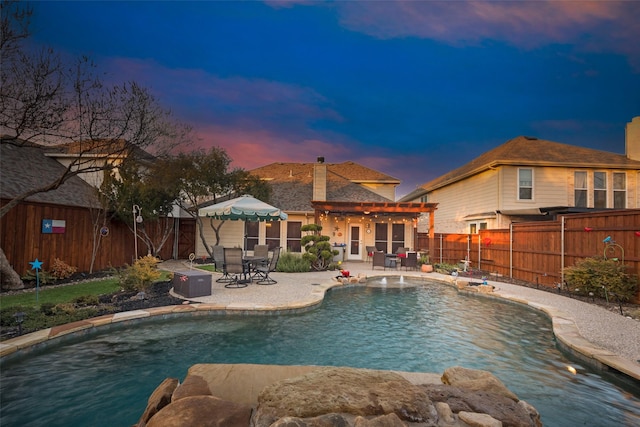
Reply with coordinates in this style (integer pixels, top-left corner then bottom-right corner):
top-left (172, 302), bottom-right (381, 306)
top-left (1, 279), bottom-right (639, 426)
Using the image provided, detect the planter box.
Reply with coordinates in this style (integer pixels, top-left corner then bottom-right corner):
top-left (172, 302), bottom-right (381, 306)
top-left (172, 270), bottom-right (212, 298)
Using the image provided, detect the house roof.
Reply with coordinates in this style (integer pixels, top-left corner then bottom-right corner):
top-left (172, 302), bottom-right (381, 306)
top-left (401, 135), bottom-right (640, 200)
top-left (0, 139), bottom-right (101, 208)
top-left (250, 161), bottom-right (398, 212)
top-left (45, 138), bottom-right (157, 164)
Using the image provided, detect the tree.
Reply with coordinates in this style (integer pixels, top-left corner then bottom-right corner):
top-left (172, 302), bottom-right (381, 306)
top-left (301, 224), bottom-right (338, 271)
top-left (156, 148), bottom-right (272, 257)
top-left (102, 159), bottom-right (180, 258)
top-left (0, 1), bottom-right (190, 289)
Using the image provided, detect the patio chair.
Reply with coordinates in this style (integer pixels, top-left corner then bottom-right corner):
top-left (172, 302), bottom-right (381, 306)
top-left (365, 246), bottom-right (377, 263)
top-left (223, 247), bottom-right (249, 288)
top-left (372, 251), bottom-right (386, 270)
top-left (253, 244), bottom-right (270, 268)
top-left (212, 245), bottom-right (232, 283)
top-left (395, 247), bottom-right (408, 259)
top-left (401, 251), bottom-right (417, 271)
top-left (255, 247), bottom-right (281, 285)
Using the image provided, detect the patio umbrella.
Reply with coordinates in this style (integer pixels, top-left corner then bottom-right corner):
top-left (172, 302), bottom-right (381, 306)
top-left (198, 194), bottom-right (287, 222)
top-left (198, 194), bottom-right (288, 252)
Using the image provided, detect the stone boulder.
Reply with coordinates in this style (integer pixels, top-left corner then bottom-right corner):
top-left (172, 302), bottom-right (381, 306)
top-left (441, 366), bottom-right (519, 401)
top-left (136, 377), bottom-right (179, 427)
top-left (171, 374), bottom-right (211, 402)
top-left (252, 366), bottom-right (437, 427)
top-left (422, 384), bottom-right (538, 427)
top-left (146, 395), bottom-right (252, 427)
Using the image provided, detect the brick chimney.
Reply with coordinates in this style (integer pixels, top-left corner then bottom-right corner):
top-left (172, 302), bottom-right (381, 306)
top-left (626, 116), bottom-right (640, 161)
top-left (313, 157), bottom-right (327, 201)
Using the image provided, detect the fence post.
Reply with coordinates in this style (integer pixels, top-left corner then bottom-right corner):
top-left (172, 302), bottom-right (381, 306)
top-left (477, 233), bottom-right (481, 270)
top-left (561, 216), bottom-right (565, 286)
top-left (509, 223), bottom-right (513, 278)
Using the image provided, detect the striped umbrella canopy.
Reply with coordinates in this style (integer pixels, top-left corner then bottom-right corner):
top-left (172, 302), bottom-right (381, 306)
top-left (198, 194), bottom-right (288, 222)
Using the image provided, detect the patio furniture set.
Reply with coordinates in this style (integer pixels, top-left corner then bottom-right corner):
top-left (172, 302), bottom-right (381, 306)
top-left (367, 246), bottom-right (418, 271)
top-left (213, 245), bottom-right (281, 288)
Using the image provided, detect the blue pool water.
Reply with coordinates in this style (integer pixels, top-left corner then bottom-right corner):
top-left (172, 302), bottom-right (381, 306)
top-left (1, 279), bottom-right (639, 426)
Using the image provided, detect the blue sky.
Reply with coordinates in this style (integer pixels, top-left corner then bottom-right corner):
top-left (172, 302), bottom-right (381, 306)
top-left (30, 1), bottom-right (640, 197)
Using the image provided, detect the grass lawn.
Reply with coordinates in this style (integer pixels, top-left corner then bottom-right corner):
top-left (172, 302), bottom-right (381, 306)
top-left (0, 279), bottom-right (121, 308)
top-left (195, 265), bottom-right (217, 273)
top-left (0, 271), bottom-right (172, 309)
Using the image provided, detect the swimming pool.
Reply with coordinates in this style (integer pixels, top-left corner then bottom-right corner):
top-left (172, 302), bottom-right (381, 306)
top-left (1, 279), bottom-right (639, 426)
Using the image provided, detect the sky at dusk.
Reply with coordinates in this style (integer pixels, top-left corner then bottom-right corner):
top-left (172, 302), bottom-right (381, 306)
top-left (29, 1), bottom-right (640, 198)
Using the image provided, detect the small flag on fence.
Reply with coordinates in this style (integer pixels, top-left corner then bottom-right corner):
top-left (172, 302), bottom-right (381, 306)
top-left (42, 219), bottom-right (66, 234)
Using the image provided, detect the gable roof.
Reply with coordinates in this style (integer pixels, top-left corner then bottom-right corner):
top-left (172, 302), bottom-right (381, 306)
top-left (0, 139), bottom-right (101, 208)
top-left (250, 161), bottom-right (398, 212)
top-left (402, 136), bottom-right (640, 199)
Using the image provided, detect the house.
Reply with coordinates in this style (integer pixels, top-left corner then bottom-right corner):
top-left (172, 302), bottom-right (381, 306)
top-left (0, 138), bottom-right (192, 279)
top-left (400, 116), bottom-right (640, 234)
top-left (195, 158), bottom-right (437, 260)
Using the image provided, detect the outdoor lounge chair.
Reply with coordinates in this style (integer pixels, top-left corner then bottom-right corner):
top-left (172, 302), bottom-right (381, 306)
top-left (401, 251), bottom-right (417, 271)
top-left (372, 251), bottom-right (386, 270)
top-left (255, 246), bottom-right (281, 285)
top-left (213, 245), bottom-right (232, 283)
top-left (223, 247), bottom-right (250, 288)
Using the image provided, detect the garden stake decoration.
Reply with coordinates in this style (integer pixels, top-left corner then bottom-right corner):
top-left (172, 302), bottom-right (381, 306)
top-left (29, 258), bottom-right (43, 302)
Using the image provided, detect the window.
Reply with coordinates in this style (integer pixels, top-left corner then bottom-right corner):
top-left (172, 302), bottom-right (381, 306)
top-left (469, 222), bottom-right (487, 234)
top-left (594, 172), bottom-right (607, 208)
top-left (518, 168), bottom-right (533, 200)
top-left (391, 223), bottom-right (405, 254)
top-left (245, 221), bottom-right (259, 251)
top-left (374, 223), bottom-right (388, 252)
top-left (265, 221), bottom-right (281, 250)
top-left (286, 221), bottom-right (302, 252)
top-left (574, 171), bottom-right (587, 208)
top-left (613, 173), bottom-right (626, 209)
top-left (420, 194), bottom-right (428, 203)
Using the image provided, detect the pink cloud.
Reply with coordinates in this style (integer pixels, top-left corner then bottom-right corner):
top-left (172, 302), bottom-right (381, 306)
top-left (191, 124), bottom-right (353, 170)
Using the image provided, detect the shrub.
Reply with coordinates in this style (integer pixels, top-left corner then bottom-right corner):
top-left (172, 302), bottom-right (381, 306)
top-left (276, 251), bottom-right (311, 272)
top-left (563, 257), bottom-right (637, 302)
top-left (50, 258), bottom-right (78, 280)
top-left (73, 295), bottom-right (100, 306)
top-left (21, 268), bottom-right (55, 285)
top-left (300, 224), bottom-right (338, 271)
top-left (115, 255), bottom-right (162, 292)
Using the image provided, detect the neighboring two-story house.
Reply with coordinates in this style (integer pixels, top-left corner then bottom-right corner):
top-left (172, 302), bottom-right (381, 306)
top-left (196, 158), bottom-right (437, 261)
top-left (400, 116), bottom-right (640, 233)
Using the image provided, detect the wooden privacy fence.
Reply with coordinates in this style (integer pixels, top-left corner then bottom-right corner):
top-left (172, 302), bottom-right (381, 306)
top-left (416, 209), bottom-right (640, 302)
top-left (1, 201), bottom-right (195, 276)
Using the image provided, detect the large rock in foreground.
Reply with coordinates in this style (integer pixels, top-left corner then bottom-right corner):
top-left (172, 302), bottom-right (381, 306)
top-left (137, 364), bottom-right (542, 427)
top-left (252, 367), bottom-right (436, 426)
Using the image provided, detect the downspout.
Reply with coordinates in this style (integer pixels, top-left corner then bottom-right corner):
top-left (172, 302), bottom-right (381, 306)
top-left (439, 233), bottom-right (443, 264)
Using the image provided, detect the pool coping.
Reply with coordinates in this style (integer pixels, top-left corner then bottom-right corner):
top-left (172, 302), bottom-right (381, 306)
top-left (1, 273), bottom-right (639, 383)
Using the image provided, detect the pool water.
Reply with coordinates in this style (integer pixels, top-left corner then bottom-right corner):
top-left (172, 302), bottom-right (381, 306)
top-left (1, 280), bottom-right (639, 426)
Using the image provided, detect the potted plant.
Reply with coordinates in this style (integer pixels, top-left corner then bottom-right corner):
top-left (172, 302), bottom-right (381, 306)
top-left (418, 254), bottom-right (433, 273)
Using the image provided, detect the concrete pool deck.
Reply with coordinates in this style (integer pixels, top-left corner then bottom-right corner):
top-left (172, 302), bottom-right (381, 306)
top-left (1, 260), bottom-right (639, 382)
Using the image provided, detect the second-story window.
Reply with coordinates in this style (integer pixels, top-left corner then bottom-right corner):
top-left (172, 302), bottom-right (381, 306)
top-left (594, 171), bottom-right (607, 208)
top-left (518, 168), bottom-right (533, 200)
top-left (574, 171), bottom-right (587, 207)
top-left (613, 172), bottom-right (626, 209)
